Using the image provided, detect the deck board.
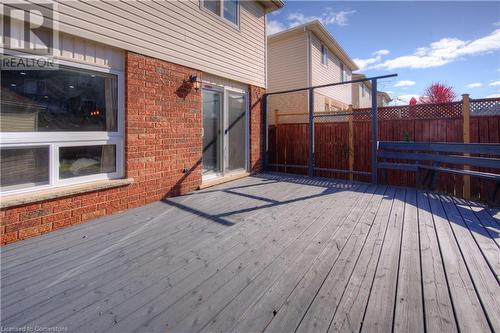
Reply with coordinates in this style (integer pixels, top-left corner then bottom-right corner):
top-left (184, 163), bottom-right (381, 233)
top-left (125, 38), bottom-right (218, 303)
top-left (1, 173), bottom-right (499, 333)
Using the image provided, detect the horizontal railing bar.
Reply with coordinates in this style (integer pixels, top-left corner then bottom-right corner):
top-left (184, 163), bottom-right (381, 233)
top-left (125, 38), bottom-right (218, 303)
top-left (314, 111), bottom-right (371, 117)
top-left (267, 163), bottom-right (308, 169)
top-left (314, 167), bottom-right (371, 176)
top-left (264, 74), bottom-right (398, 97)
top-left (378, 141), bottom-right (500, 155)
top-left (378, 151), bottom-right (500, 169)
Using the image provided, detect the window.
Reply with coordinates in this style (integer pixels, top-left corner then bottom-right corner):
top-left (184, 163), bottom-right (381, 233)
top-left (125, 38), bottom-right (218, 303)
top-left (361, 85), bottom-right (366, 97)
top-left (340, 63), bottom-right (346, 82)
top-left (1, 58), bottom-right (124, 195)
top-left (203, 0), bottom-right (239, 26)
top-left (321, 44), bottom-right (328, 65)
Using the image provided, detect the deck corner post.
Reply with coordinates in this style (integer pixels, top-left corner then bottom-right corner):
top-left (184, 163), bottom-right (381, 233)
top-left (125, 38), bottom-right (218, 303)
top-left (371, 79), bottom-right (378, 185)
top-left (308, 88), bottom-right (315, 177)
top-left (462, 93), bottom-right (471, 199)
top-left (263, 93), bottom-right (269, 172)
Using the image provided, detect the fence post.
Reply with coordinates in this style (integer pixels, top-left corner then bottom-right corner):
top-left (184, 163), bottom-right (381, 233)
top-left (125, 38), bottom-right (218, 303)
top-left (462, 93), bottom-right (471, 199)
top-left (308, 88), bottom-right (315, 177)
top-left (371, 79), bottom-right (378, 185)
top-left (348, 104), bottom-right (354, 181)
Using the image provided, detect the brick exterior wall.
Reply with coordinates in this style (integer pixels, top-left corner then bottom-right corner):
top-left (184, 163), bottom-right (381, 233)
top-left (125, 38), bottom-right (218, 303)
top-left (0, 52), bottom-right (266, 245)
top-left (249, 85), bottom-right (266, 172)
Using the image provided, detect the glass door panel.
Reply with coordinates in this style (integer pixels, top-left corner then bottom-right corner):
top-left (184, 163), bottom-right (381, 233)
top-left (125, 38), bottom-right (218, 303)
top-left (202, 90), bottom-right (222, 175)
top-left (227, 92), bottom-right (246, 171)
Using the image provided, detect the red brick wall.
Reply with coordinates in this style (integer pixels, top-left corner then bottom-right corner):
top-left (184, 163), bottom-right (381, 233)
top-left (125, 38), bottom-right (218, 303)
top-left (249, 85), bottom-right (266, 172)
top-left (1, 52), bottom-right (203, 245)
top-left (0, 52), bottom-right (267, 245)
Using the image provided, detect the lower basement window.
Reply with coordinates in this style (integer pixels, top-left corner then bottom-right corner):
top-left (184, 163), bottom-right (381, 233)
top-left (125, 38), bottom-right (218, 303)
top-left (0, 58), bottom-right (124, 195)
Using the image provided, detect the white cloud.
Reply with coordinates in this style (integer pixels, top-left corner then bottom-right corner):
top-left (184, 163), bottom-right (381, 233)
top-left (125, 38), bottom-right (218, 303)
top-left (357, 29), bottom-right (500, 71)
top-left (373, 49), bottom-right (390, 56)
top-left (287, 9), bottom-right (356, 28)
top-left (486, 93), bottom-right (500, 98)
top-left (394, 80), bottom-right (416, 87)
top-left (466, 82), bottom-right (483, 88)
top-left (353, 56), bottom-right (380, 71)
top-left (489, 81), bottom-right (500, 86)
top-left (495, 21), bottom-right (500, 27)
top-left (270, 9), bottom-right (282, 16)
top-left (267, 20), bottom-right (286, 35)
top-left (353, 50), bottom-right (391, 71)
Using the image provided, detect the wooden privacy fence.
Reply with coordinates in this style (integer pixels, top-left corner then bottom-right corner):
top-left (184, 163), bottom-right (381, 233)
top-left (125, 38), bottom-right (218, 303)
top-left (267, 96), bottom-right (500, 201)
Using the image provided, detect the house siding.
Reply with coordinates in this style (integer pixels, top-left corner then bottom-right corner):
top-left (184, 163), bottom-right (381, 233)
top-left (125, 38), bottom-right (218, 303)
top-left (0, 52), bottom-right (266, 245)
top-left (310, 33), bottom-right (352, 108)
top-left (352, 83), bottom-right (372, 108)
top-left (267, 30), bottom-right (308, 92)
top-left (4, 0), bottom-right (267, 87)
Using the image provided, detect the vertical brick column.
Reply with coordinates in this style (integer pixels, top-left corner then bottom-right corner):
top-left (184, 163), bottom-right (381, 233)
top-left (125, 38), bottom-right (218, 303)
top-left (248, 85), bottom-right (266, 172)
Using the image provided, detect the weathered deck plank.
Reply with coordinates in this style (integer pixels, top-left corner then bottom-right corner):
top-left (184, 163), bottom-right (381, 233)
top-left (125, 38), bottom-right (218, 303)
top-left (417, 191), bottom-right (458, 333)
top-left (361, 187), bottom-right (406, 333)
top-left (428, 193), bottom-right (491, 332)
top-left (1, 173), bottom-right (498, 333)
top-left (393, 188), bottom-right (425, 333)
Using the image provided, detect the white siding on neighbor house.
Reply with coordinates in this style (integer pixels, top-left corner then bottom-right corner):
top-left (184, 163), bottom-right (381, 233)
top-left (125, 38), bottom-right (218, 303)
top-left (267, 30), bottom-right (308, 93)
top-left (6, 0), bottom-right (266, 87)
top-left (352, 83), bottom-right (372, 108)
top-left (310, 33), bottom-right (352, 107)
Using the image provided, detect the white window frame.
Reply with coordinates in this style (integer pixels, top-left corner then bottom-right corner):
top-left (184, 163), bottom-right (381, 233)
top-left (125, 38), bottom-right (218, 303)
top-left (200, 0), bottom-right (240, 29)
top-left (0, 58), bottom-right (125, 196)
top-left (321, 44), bottom-right (328, 65)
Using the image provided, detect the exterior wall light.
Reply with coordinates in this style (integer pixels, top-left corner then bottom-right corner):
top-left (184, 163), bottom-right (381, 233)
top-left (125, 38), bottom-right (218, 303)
top-left (188, 75), bottom-right (201, 91)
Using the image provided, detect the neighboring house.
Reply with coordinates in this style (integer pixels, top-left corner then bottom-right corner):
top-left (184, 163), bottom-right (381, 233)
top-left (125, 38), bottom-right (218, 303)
top-left (267, 20), bottom-right (358, 124)
top-left (0, 0), bottom-right (283, 244)
top-left (377, 91), bottom-right (392, 107)
top-left (352, 74), bottom-right (372, 108)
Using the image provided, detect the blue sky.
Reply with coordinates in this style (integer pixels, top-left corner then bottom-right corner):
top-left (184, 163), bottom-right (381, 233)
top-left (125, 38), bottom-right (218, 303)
top-left (267, 1), bottom-right (500, 103)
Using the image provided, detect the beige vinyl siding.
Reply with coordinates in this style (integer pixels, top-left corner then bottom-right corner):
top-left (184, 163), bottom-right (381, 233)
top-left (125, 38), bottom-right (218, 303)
top-left (310, 33), bottom-right (351, 107)
top-left (352, 83), bottom-right (372, 108)
top-left (203, 73), bottom-right (248, 92)
top-left (267, 30), bottom-right (308, 93)
top-left (5, 16), bottom-right (124, 70)
top-left (9, 0), bottom-right (266, 87)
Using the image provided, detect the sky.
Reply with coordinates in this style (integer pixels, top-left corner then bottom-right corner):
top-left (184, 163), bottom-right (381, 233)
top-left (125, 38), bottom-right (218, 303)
top-left (267, 1), bottom-right (500, 104)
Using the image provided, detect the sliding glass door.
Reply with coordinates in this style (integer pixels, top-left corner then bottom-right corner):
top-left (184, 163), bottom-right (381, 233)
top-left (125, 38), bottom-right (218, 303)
top-left (202, 88), bottom-right (247, 178)
top-left (227, 91), bottom-right (246, 172)
top-left (202, 90), bottom-right (222, 175)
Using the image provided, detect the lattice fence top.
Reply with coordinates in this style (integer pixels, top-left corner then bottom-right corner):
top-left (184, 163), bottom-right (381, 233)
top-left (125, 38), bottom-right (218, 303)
top-left (352, 101), bottom-right (463, 120)
top-left (277, 98), bottom-right (500, 124)
top-left (470, 98), bottom-right (500, 116)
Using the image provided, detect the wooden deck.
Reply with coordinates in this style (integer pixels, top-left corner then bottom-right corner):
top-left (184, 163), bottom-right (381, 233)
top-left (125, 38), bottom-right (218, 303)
top-left (1, 173), bottom-right (499, 333)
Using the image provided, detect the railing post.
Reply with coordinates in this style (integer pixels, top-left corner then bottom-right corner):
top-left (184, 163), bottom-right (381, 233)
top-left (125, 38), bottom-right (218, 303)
top-left (308, 88), bottom-right (315, 177)
top-left (348, 104), bottom-right (354, 181)
top-left (462, 93), bottom-right (471, 199)
top-left (371, 79), bottom-right (378, 185)
top-left (263, 94), bottom-right (268, 171)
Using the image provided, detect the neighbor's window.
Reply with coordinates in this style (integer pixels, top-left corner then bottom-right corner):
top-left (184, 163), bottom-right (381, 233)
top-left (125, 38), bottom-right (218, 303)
top-left (203, 0), bottom-right (239, 26)
top-left (321, 44), bottom-right (328, 65)
top-left (1, 59), bottom-right (123, 195)
top-left (361, 85), bottom-right (366, 97)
